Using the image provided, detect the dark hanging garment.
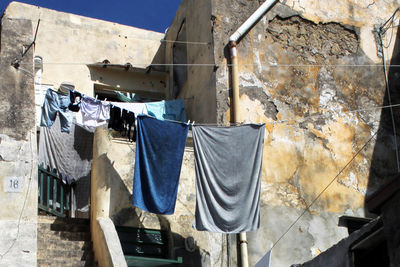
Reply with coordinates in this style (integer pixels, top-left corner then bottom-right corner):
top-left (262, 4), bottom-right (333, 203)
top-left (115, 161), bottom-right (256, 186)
top-left (132, 115), bottom-right (189, 214)
top-left (109, 107), bottom-right (136, 142)
top-left (108, 106), bottom-right (123, 131)
top-left (192, 124), bottom-right (265, 233)
top-left (68, 89), bottom-right (82, 112)
top-left (122, 110), bottom-right (136, 142)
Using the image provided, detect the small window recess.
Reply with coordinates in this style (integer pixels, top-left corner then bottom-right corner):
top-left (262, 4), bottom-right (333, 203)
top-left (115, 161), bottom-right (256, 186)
top-left (93, 85), bottom-right (142, 143)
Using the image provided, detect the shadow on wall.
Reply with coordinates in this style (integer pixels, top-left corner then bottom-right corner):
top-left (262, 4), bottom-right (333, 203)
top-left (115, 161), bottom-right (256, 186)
top-left (96, 152), bottom-right (208, 266)
top-left (95, 153), bottom-right (142, 227)
top-left (172, 19), bottom-right (188, 99)
top-left (172, 232), bottom-right (211, 267)
top-left (366, 27), bottom-right (400, 215)
top-left (224, 44), bottom-right (234, 122)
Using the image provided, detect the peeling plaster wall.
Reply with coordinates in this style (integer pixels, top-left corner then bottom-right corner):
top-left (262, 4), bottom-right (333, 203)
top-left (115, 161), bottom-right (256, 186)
top-left (211, 0), bottom-right (400, 266)
top-left (0, 17), bottom-right (37, 266)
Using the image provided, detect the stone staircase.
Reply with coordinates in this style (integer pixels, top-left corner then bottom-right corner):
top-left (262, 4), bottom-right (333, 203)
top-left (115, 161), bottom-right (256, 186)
top-left (37, 215), bottom-right (97, 267)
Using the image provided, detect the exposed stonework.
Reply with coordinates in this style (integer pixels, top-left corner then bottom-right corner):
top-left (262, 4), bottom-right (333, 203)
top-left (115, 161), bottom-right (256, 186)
top-left (266, 16), bottom-right (358, 62)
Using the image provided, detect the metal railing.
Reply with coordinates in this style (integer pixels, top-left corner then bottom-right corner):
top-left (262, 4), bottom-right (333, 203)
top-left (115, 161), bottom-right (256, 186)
top-left (38, 165), bottom-right (71, 217)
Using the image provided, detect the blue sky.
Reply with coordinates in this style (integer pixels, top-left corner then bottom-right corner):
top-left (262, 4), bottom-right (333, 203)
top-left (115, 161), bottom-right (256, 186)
top-left (0, 0), bottom-right (181, 33)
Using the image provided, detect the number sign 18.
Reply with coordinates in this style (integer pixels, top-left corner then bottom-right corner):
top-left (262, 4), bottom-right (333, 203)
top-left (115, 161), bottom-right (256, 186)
top-left (4, 177), bottom-right (23, 193)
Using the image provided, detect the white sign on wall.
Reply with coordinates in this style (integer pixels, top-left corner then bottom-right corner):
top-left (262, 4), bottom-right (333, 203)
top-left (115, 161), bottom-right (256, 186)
top-left (4, 177), bottom-right (24, 193)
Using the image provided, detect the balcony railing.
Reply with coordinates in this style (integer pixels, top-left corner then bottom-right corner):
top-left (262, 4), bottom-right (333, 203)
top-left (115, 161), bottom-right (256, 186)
top-left (38, 165), bottom-right (71, 217)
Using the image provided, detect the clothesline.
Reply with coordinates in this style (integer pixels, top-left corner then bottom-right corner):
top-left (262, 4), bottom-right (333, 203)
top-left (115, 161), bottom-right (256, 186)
top-left (157, 101), bottom-right (400, 127)
top-left (17, 65), bottom-right (400, 129)
top-left (10, 62), bottom-right (400, 67)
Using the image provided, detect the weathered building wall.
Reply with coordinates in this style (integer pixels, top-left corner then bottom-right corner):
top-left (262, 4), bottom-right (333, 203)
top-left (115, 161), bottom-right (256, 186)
top-left (210, 0), bottom-right (400, 266)
top-left (3, 1), bottom-right (399, 266)
top-left (0, 17), bottom-right (37, 266)
top-left (165, 0), bottom-right (217, 123)
top-left (4, 1), bottom-right (166, 97)
top-left (91, 128), bottom-right (227, 267)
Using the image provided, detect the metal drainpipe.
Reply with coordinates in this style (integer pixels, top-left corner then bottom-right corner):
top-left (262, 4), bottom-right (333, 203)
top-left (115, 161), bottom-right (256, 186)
top-left (230, 42), bottom-right (241, 123)
top-left (228, 0), bottom-right (278, 266)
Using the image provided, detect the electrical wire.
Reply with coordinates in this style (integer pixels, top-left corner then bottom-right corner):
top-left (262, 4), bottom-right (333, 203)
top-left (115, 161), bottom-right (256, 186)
top-left (379, 19), bottom-right (400, 173)
top-left (380, 7), bottom-right (400, 34)
top-left (8, 62), bottom-right (400, 67)
top-left (380, 8), bottom-right (399, 49)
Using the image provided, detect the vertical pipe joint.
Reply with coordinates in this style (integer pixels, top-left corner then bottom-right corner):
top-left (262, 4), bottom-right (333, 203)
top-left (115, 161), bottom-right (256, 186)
top-left (239, 232), bottom-right (249, 267)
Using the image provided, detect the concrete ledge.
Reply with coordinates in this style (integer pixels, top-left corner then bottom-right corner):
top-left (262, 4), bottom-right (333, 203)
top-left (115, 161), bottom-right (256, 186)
top-left (94, 217), bottom-right (127, 267)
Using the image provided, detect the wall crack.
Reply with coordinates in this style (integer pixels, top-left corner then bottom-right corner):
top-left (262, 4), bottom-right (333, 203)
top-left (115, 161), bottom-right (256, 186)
top-left (366, 1), bottom-right (376, 9)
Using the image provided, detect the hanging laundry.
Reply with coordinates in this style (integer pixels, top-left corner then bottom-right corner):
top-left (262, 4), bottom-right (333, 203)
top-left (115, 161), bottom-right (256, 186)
top-left (254, 246), bottom-right (272, 267)
top-left (76, 95), bottom-right (110, 131)
top-left (39, 116), bottom-right (93, 213)
top-left (108, 106), bottom-right (136, 142)
top-left (145, 99), bottom-right (186, 122)
top-left (122, 109), bottom-right (136, 142)
top-left (111, 102), bottom-right (148, 117)
top-left (132, 115), bottom-right (189, 214)
top-left (35, 85), bottom-right (53, 127)
top-left (109, 106), bottom-right (123, 131)
top-left (41, 88), bottom-right (73, 133)
top-left (114, 91), bottom-right (144, 102)
top-left (68, 89), bottom-right (82, 112)
top-left (192, 124), bottom-right (265, 233)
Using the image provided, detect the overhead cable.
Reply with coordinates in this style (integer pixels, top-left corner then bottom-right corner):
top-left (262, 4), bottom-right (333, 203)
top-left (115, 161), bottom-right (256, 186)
top-left (9, 62), bottom-right (400, 68)
top-left (379, 15), bottom-right (400, 172)
top-left (15, 66), bottom-right (400, 128)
